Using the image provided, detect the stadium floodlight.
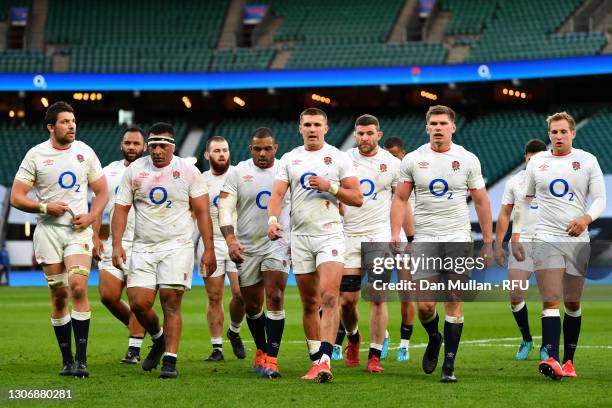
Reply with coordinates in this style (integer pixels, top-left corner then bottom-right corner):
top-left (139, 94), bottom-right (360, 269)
top-left (40, 97), bottom-right (49, 107)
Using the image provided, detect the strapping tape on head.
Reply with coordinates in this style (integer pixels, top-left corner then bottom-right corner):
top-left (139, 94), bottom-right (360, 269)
top-left (46, 273), bottom-right (69, 288)
top-left (68, 265), bottom-right (90, 277)
top-left (148, 134), bottom-right (175, 146)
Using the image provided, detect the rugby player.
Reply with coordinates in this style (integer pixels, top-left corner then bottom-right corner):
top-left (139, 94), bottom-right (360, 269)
top-left (94, 126), bottom-right (147, 364)
top-left (339, 115), bottom-right (402, 373)
top-left (383, 136), bottom-right (416, 362)
top-left (390, 105), bottom-right (494, 383)
top-left (11, 101), bottom-right (109, 377)
top-left (494, 139), bottom-right (547, 361)
top-left (514, 112), bottom-right (606, 380)
top-left (112, 123), bottom-right (216, 379)
top-left (200, 136), bottom-right (246, 362)
top-left (268, 108), bottom-right (363, 382)
top-left (219, 127), bottom-right (290, 378)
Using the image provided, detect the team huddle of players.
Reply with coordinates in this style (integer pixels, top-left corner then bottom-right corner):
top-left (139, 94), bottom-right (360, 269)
top-left (11, 102), bottom-right (605, 383)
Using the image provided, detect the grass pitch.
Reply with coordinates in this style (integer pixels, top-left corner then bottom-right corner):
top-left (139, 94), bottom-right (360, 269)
top-left (0, 286), bottom-right (610, 407)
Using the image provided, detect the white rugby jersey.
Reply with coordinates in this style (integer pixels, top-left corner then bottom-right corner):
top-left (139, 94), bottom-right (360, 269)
top-left (116, 156), bottom-right (208, 251)
top-left (102, 160), bottom-right (135, 242)
top-left (15, 140), bottom-right (104, 226)
top-left (501, 170), bottom-right (538, 239)
top-left (276, 143), bottom-right (356, 236)
top-left (343, 147), bottom-right (400, 235)
top-left (203, 167), bottom-right (235, 242)
top-left (223, 159), bottom-right (290, 255)
top-left (399, 143), bottom-right (485, 236)
top-left (523, 148), bottom-right (604, 237)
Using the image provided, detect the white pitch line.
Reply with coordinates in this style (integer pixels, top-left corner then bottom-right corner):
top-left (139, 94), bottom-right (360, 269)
top-left (233, 336), bottom-right (612, 352)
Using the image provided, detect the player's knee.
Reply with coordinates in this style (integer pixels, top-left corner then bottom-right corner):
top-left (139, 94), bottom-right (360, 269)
top-left (51, 290), bottom-right (69, 311)
top-left (320, 292), bottom-right (338, 310)
top-left (130, 298), bottom-right (154, 314)
top-left (244, 301), bottom-right (262, 316)
top-left (69, 282), bottom-right (88, 301)
top-left (301, 296), bottom-right (319, 314)
top-left (418, 302), bottom-right (436, 318)
top-left (207, 291), bottom-right (223, 306)
top-left (266, 289), bottom-right (284, 310)
top-left (542, 301), bottom-right (560, 309)
top-left (341, 292), bottom-right (358, 309)
top-left (99, 288), bottom-right (120, 307)
top-left (564, 301), bottom-right (580, 312)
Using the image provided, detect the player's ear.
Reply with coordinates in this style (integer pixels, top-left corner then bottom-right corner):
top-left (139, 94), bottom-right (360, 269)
top-left (204, 151), bottom-right (210, 160)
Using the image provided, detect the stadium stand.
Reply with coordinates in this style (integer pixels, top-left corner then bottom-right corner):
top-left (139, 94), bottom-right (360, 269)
top-left (47, 0), bottom-right (231, 72)
top-left (574, 107), bottom-right (612, 173)
top-left (210, 47), bottom-right (276, 72)
top-left (458, 0), bottom-right (607, 62)
top-left (0, 49), bottom-right (51, 72)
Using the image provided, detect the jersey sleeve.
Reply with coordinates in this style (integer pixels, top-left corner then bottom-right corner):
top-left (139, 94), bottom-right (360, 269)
top-left (14, 148), bottom-right (37, 187)
top-left (115, 166), bottom-right (134, 206)
top-left (87, 150), bottom-right (104, 183)
top-left (399, 154), bottom-right (414, 183)
top-left (587, 156), bottom-right (606, 221)
top-left (467, 154), bottom-right (486, 190)
top-left (523, 160), bottom-right (536, 197)
top-left (390, 156), bottom-right (401, 188)
top-left (275, 153), bottom-right (290, 182)
top-left (501, 176), bottom-right (516, 205)
top-left (338, 151), bottom-right (357, 180)
top-left (188, 166), bottom-right (209, 198)
top-left (222, 166), bottom-right (238, 196)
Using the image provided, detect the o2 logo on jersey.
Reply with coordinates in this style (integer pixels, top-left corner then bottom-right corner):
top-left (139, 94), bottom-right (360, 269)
top-left (149, 186), bottom-right (172, 208)
top-left (360, 178), bottom-right (377, 200)
top-left (256, 191), bottom-right (272, 209)
top-left (300, 172), bottom-right (321, 194)
top-left (429, 178), bottom-right (453, 200)
top-left (58, 171), bottom-right (81, 192)
top-left (549, 179), bottom-right (574, 201)
top-left (212, 194), bottom-right (220, 208)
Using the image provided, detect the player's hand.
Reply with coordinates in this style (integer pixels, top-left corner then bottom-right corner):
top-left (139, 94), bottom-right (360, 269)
top-left (511, 239), bottom-right (525, 262)
top-left (92, 236), bottom-right (104, 261)
top-left (71, 213), bottom-right (95, 231)
top-left (112, 244), bottom-right (126, 271)
top-left (201, 248), bottom-right (217, 277)
top-left (566, 215), bottom-right (590, 237)
top-left (46, 201), bottom-right (71, 217)
top-left (227, 239), bottom-right (245, 264)
top-left (308, 175), bottom-right (331, 192)
top-left (480, 242), bottom-right (494, 268)
top-left (268, 222), bottom-right (283, 241)
top-left (494, 242), bottom-right (507, 267)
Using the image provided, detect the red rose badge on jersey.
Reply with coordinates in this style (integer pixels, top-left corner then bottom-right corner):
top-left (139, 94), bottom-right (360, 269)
top-left (380, 163), bottom-right (387, 172)
top-left (76, 154), bottom-right (84, 163)
top-left (324, 156), bottom-right (332, 165)
top-left (452, 160), bottom-right (460, 171)
top-left (332, 249), bottom-right (338, 256)
top-left (572, 161), bottom-right (580, 171)
top-left (173, 170), bottom-right (180, 179)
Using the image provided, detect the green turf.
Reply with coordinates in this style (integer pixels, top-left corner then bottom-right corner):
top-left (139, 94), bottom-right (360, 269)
top-left (0, 286), bottom-right (609, 407)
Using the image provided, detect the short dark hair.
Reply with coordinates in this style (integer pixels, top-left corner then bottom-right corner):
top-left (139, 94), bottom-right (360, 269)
top-left (524, 139), bottom-right (547, 155)
top-left (45, 101), bottom-right (74, 128)
top-left (148, 122), bottom-right (174, 138)
top-left (426, 105), bottom-right (456, 123)
top-left (383, 137), bottom-right (404, 150)
top-left (300, 108), bottom-right (327, 123)
top-left (355, 114), bottom-right (380, 129)
top-left (251, 127), bottom-right (276, 143)
top-left (206, 135), bottom-right (227, 152)
top-left (122, 126), bottom-right (145, 141)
